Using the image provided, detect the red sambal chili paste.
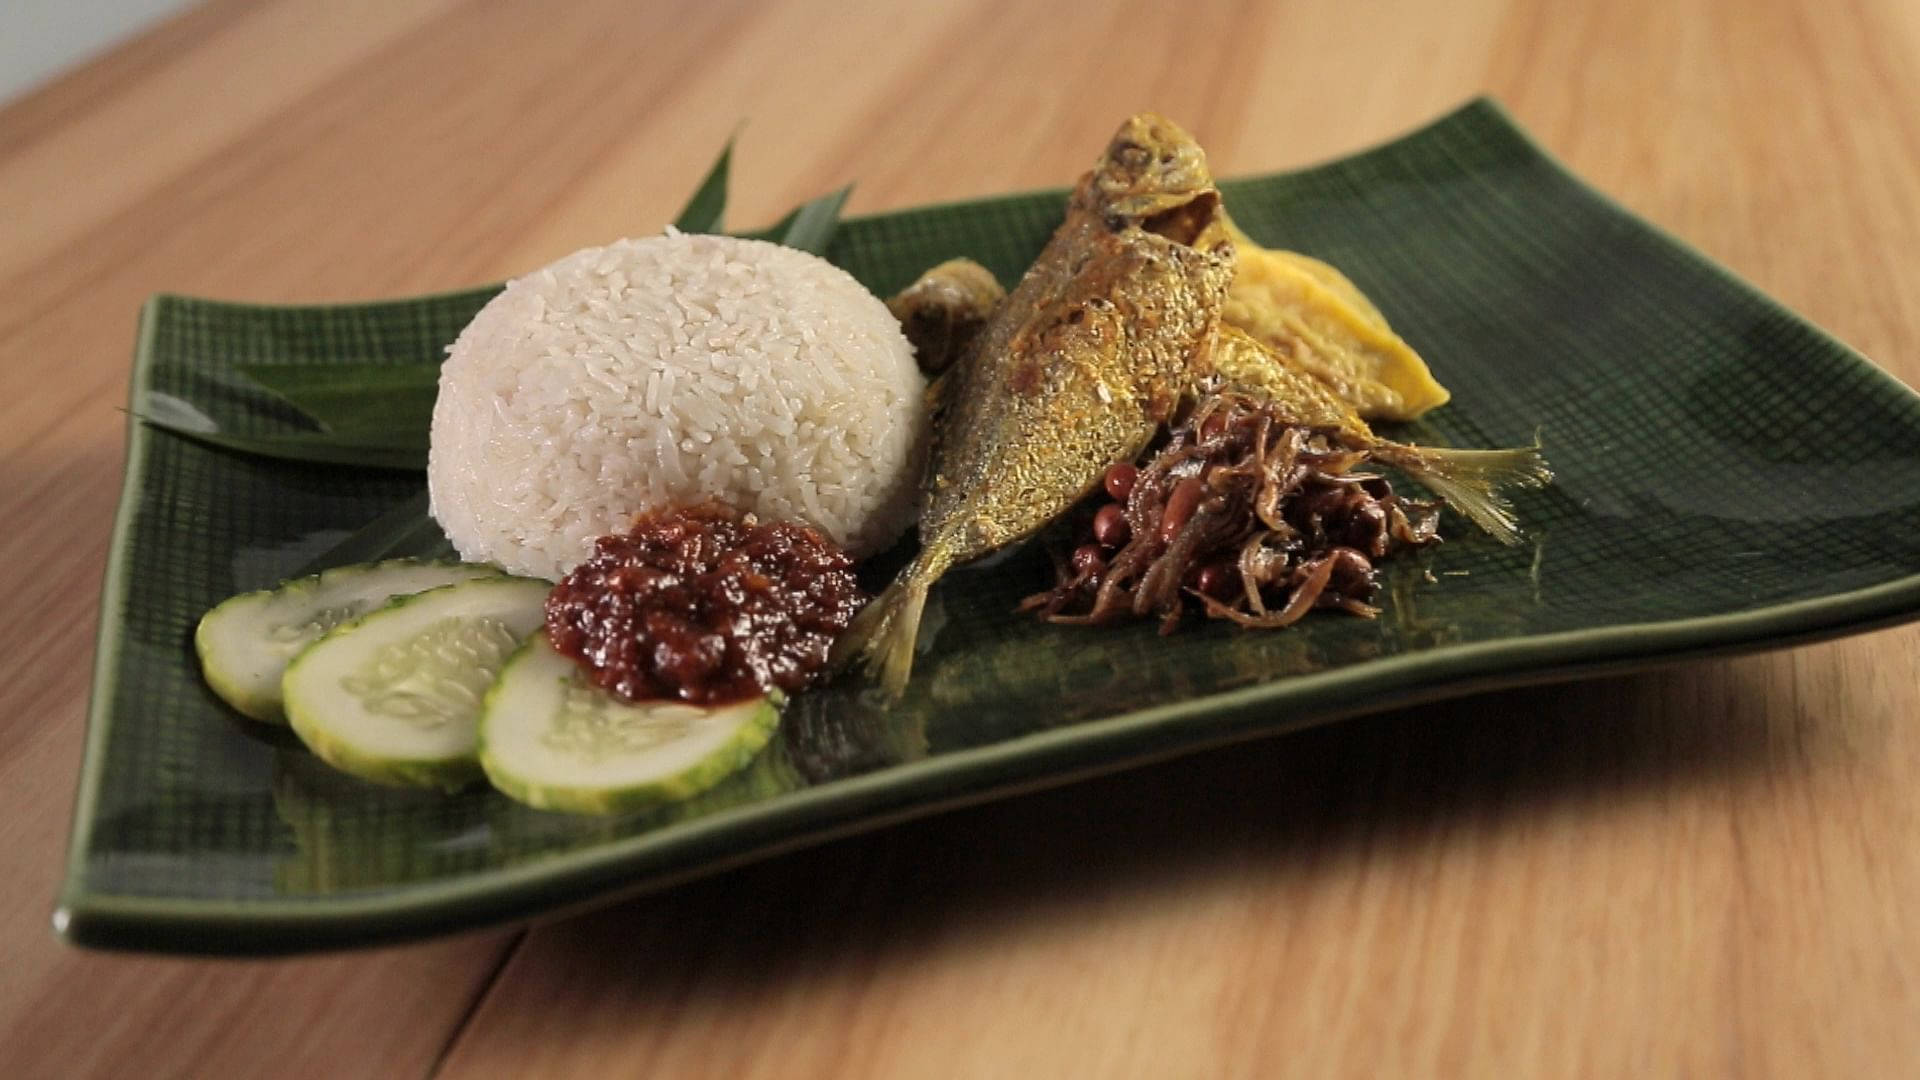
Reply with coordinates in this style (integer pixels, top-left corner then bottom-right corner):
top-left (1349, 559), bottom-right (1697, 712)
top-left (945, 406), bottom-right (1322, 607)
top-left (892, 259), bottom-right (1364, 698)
top-left (544, 502), bottom-right (868, 705)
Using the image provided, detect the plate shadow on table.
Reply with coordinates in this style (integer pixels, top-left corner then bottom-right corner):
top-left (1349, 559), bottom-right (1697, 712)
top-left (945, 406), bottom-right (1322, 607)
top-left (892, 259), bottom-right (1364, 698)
top-left (497, 654), bottom-right (1836, 1020)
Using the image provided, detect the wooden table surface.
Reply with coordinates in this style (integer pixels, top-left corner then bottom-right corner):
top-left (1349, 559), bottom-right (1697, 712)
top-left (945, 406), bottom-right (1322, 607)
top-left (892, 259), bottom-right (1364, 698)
top-left (6, 0), bottom-right (1919, 1075)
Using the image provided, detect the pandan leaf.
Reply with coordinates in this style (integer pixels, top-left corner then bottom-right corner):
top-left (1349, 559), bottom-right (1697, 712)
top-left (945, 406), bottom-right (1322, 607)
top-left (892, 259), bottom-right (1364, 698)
top-left (776, 184), bottom-right (852, 254)
top-left (672, 135), bottom-right (735, 234)
top-left (136, 393), bottom-right (427, 469)
top-left (239, 362), bottom-right (440, 436)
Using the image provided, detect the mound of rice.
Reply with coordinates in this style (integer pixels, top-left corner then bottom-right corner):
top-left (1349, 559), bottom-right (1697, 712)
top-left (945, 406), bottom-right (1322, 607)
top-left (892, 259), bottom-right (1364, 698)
top-left (428, 232), bottom-right (927, 580)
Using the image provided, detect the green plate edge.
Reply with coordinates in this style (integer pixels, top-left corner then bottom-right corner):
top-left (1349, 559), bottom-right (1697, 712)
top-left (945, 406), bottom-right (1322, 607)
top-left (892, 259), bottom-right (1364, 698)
top-left (55, 97), bottom-right (1920, 954)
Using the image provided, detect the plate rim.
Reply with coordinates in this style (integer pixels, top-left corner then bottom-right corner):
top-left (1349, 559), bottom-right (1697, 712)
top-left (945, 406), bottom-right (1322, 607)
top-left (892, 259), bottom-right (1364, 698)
top-left (56, 97), bottom-right (1920, 954)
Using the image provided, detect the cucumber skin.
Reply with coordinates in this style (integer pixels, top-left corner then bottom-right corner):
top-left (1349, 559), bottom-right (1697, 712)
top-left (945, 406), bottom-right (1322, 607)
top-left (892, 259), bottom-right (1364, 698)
top-left (478, 646), bottom-right (783, 816)
top-left (289, 717), bottom-right (484, 793)
top-left (195, 558), bottom-right (502, 724)
top-left (281, 575), bottom-right (547, 793)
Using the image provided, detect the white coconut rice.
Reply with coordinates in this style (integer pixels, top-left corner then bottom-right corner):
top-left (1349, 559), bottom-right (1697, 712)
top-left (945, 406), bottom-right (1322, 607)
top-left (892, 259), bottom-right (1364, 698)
top-left (428, 232), bottom-right (926, 580)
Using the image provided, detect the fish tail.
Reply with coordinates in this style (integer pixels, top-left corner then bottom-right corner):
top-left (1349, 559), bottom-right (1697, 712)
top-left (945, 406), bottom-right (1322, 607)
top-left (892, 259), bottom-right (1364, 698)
top-left (1375, 439), bottom-right (1552, 545)
top-left (832, 549), bottom-right (951, 698)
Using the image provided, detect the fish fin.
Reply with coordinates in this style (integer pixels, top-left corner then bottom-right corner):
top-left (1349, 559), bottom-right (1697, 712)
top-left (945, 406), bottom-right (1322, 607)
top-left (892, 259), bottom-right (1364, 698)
top-left (1375, 441), bottom-right (1552, 545)
top-left (832, 551), bottom-right (947, 698)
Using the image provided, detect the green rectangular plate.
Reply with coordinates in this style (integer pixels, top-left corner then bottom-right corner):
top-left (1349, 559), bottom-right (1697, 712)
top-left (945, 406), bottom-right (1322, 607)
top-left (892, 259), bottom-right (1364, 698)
top-left (58, 99), bottom-right (1920, 954)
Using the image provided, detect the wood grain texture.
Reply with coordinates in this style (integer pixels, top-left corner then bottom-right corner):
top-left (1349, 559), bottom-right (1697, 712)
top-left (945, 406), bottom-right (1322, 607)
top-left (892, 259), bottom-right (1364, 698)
top-left (3, 0), bottom-right (1917, 1076)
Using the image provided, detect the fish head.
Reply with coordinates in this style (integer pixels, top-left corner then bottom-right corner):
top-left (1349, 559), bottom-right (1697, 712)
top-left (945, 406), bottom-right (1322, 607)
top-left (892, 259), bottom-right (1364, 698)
top-left (1085, 113), bottom-right (1223, 242)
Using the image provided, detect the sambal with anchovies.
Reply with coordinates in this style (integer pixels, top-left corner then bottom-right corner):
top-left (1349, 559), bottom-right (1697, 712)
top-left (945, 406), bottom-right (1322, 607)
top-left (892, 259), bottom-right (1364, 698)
top-left (1021, 392), bottom-right (1443, 632)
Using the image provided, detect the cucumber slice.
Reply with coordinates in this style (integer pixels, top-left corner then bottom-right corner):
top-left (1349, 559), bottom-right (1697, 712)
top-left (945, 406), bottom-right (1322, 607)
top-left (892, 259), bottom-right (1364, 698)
top-left (480, 635), bottom-right (781, 815)
top-left (196, 559), bottom-right (504, 723)
top-left (282, 576), bottom-right (550, 790)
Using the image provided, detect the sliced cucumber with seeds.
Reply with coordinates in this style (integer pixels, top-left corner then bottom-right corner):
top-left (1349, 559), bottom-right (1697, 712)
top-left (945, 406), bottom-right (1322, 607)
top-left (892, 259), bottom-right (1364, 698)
top-left (282, 576), bottom-right (550, 790)
top-left (196, 559), bottom-right (504, 722)
top-left (480, 635), bottom-right (781, 815)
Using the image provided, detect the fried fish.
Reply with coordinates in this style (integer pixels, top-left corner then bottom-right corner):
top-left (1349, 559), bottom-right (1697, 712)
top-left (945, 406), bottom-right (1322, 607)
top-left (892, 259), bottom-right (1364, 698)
top-left (836, 113), bottom-right (1237, 695)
